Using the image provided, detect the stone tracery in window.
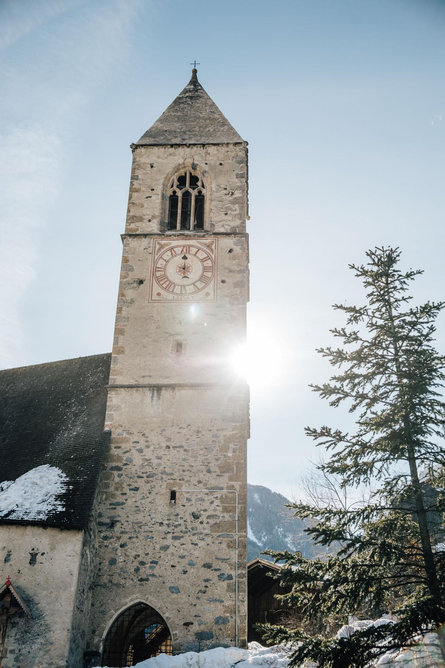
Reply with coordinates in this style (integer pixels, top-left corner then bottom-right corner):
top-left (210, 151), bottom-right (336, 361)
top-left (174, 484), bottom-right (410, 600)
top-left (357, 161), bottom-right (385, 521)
top-left (167, 170), bottom-right (205, 231)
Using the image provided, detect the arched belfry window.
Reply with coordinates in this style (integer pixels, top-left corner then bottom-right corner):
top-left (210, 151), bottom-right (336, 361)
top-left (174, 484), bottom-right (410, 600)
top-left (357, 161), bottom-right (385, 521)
top-left (167, 170), bottom-right (206, 231)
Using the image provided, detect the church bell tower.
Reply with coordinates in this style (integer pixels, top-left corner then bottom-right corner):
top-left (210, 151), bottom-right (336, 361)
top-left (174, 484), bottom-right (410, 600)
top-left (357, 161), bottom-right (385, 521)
top-left (88, 69), bottom-right (249, 664)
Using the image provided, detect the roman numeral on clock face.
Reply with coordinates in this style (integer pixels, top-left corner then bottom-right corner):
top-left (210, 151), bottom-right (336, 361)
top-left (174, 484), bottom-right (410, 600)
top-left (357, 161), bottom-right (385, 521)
top-left (196, 274), bottom-right (211, 287)
top-left (157, 274), bottom-right (175, 292)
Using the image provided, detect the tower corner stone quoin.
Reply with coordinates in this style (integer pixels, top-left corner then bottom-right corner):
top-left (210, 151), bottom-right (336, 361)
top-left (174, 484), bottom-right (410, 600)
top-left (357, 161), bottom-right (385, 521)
top-left (88, 69), bottom-right (250, 659)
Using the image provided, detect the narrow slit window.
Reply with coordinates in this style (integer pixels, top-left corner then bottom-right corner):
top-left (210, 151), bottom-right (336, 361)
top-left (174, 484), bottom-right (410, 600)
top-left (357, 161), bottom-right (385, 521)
top-left (170, 490), bottom-right (176, 504)
top-left (167, 170), bottom-right (206, 231)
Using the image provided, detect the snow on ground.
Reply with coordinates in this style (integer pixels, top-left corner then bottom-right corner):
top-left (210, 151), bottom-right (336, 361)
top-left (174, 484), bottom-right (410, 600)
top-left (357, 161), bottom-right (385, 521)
top-left (98, 643), bottom-right (291, 668)
top-left (337, 620), bottom-right (444, 667)
top-left (376, 633), bottom-right (444, 667)
top-left (96, 634), bottom-right (444, 668)
top-left (0, 464), bottom-right (68, 520)
top-left (336, 616), bottom-right (395, 639)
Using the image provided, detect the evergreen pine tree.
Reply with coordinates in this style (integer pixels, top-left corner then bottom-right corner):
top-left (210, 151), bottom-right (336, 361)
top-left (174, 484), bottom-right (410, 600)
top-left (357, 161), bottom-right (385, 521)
top-left (263, 247), bottom-right (445, 667)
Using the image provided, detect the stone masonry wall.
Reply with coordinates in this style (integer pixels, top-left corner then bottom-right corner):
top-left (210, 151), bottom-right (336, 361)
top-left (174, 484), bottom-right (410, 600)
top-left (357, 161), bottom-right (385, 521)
top-left (125, 143), bottom-right (248, 235)
top-left (68, 507), bottom-right (100, 667)
top-left (87, 139), bottom-right (249, 657)
top-left (108, 233), bottom-right (248, 387)
top-left (88, 384), bottom-right (248, 654)
top-left (0, 525), bottom-right (84, 667)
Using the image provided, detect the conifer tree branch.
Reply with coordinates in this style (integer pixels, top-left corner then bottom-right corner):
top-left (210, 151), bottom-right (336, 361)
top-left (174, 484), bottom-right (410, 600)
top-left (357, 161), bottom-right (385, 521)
top-left (266, 247), bottom-right (445, 666)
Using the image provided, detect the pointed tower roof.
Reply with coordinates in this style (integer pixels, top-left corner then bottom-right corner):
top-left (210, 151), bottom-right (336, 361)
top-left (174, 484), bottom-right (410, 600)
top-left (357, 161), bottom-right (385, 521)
top-left (137, 69), bottom-right (244, 145)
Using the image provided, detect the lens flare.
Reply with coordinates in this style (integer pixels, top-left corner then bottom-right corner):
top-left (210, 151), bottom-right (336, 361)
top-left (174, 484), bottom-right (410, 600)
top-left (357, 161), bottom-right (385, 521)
top-left (227, 320), bottom-right (289, 390)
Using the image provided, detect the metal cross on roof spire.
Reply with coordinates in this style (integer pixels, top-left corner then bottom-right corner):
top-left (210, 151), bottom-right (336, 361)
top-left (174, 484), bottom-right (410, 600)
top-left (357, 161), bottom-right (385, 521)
top-left (190, 60), bottom-right (200, 69)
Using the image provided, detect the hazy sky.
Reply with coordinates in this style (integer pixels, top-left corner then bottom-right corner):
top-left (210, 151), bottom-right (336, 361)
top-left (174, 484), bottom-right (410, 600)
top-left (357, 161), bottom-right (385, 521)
top-left (1, 0), bottom-right (444, 498)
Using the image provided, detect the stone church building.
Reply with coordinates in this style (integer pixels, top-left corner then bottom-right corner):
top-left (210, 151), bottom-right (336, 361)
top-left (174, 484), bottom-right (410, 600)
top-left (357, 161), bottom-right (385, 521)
top-left (0, 69), bottom-right (250, 667)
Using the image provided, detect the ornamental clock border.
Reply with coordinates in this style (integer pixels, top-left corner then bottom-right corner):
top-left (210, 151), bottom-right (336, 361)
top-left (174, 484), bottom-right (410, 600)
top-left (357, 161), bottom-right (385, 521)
top-left (148, 237), bottom-right (218, 302)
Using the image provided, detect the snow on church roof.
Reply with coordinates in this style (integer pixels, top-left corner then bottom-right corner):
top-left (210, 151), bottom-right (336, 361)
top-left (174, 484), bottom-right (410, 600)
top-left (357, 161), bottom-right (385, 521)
top-left (0, 353), bottom-right (111, 530)
top-left (0, 465), bottom-right (68, 521)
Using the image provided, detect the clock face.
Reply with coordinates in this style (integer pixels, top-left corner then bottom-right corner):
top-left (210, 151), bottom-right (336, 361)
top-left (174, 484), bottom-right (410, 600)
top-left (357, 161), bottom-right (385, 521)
top-left (149, 239), bottom-right (217, 302)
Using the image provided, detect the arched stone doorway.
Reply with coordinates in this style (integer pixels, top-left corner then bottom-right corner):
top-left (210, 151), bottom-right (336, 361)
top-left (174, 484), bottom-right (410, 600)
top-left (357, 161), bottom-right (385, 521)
top-left (102, 603), bottom-right (172, 667)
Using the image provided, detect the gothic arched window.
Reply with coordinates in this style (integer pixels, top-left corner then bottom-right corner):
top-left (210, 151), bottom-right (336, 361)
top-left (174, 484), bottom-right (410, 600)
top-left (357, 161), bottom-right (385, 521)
top-left (167, 170), bottom-right (206, 231)
top-left (102, 602), bottom-right (172, 667)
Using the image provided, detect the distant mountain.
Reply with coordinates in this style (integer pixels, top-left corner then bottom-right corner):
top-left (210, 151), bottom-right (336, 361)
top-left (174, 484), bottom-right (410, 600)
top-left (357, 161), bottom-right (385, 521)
top-left (247, 483), bottom-right (333, 562)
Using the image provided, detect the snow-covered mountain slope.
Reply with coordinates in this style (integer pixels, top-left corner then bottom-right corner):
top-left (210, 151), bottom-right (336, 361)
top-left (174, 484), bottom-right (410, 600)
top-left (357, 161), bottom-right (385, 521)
top-left (247, 484), bottom-right (333, 562)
